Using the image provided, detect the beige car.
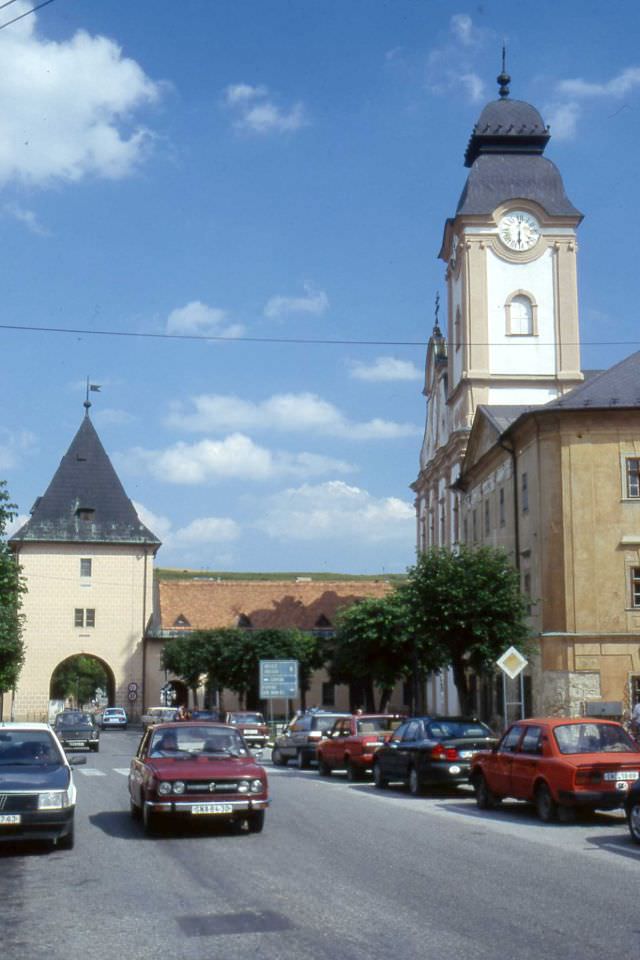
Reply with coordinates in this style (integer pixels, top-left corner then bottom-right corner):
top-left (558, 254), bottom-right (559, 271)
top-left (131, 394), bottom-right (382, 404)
top-left (141, 706), bottom-right (178, 730)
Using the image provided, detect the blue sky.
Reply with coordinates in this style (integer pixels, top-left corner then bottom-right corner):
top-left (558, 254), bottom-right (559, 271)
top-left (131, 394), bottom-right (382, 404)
top-left (2, 0), bottom-right (640, 573)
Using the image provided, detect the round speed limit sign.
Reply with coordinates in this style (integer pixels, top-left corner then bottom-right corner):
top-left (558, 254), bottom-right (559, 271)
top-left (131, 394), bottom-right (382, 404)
top-left (128, 691), bottom-right (137, 701)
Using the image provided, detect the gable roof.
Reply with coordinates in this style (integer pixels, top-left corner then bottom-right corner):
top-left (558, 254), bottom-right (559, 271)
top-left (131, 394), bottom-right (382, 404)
top-left (10, 415), bottom-right (160, 546)
top-left (151, 578), bottom-right (394, 635)
top-left (545, 351), bottom-right (640, 411)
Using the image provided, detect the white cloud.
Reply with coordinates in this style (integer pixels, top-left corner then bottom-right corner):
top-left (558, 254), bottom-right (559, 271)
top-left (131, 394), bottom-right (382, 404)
top-left (165, 392), bottom-right (420, 440)
top-left (5, 513), bottom-right (29, 538)
top-left (0, 428), bottom-right (37, 470)
top-left (264, 284), bottom-right (329, 320)
top-left (257, 481), bottom-right (415, 543)
top-left (124, 433), bottom-right (354, 485)
top-left (349, 356), bottom-right (421, 382)
top-left (547, 66), bottom-right (640, 141)
top-left (166, 301), bottom-right (245, 340)
top-left (132, 501), bottom-right (173, 542)
top-left (4, 203), bottom-right (50, 236)
top-left (132, 501), bottom-right (239, 547)
top-left (94, 408), bottom-right (135, 426)
top-left (426, 14), bottom-right (487, 104)
top-left (223, 82), bottom-right (308, 135)
top-left (0, 9), bottom-right (162, 186)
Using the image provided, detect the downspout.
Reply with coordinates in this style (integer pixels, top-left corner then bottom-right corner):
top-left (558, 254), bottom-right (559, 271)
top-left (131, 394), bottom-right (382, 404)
top-left (498, 437), bottom-right (520, 572)
top-left (141, 548), bottom-right (148, 715)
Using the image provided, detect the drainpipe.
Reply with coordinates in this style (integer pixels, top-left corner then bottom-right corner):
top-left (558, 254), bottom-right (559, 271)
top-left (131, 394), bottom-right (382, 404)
top-left (141, 548), bottom-right (148, 715)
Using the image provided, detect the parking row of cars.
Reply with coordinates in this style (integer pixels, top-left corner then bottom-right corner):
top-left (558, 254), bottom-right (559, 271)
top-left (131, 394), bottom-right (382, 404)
top-left (271, 708), bottom-right (640, 843)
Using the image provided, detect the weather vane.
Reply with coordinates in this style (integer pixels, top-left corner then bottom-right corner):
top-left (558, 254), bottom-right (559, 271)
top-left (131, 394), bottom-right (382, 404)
top-left (84, 377), bottom-right (101, 413)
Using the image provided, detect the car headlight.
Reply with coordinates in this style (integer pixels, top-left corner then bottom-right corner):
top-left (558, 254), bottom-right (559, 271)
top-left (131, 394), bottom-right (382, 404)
top-left (250, 779), bottom-right (264, 794)
top-left (238, 780), bottom-right (250, 794)
top-left (38, 791), bottom-right (70, 810)
top-left (158, 781), bottom-right (172, 795)
top-left (173, 781), bottom-right (185, 795)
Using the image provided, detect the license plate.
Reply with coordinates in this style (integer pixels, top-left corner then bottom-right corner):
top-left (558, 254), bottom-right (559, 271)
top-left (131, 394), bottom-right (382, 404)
top-left (604, 771), bottom-right (639, 781)
top-left (459, 750), bottom-right (474, 759)
top-left (0, 815), bottom-right (20, 825)
top-left (68, 741), bottom-right (85, 746)
top-left (244, 729), bottom-right (258, 735)
top-left (191, 803), bottom-right (233, 815)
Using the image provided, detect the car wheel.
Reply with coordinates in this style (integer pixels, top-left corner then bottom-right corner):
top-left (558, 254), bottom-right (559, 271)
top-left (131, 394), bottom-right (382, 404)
top-left (57, 822), bottom-right (75, 851)
top-left (373, 761), bottom-right (388, 789)
top-left (346, 760), bottom-right (362, 783)
top-left (535, 783), bottom-right (557, 823)
top-left (143, 800), bottom-right (158, 836)
top-left (297, 749), bottom-right (310, 770)
top-left (130, 796), bottom-right (142, 820)
top-left (271, 747), bottom-right (286, 766)
top-left (627, 801), bottom-right (640, 844)
top-left (91, 743), bottom-right (99, 752)
top-left (408, 765), bottom-right (423, 796)
top-left (248, 811), bottom-right (265, 834)
top-left (317, 755), bottom-right (331, 776)
top-left (474, 773), bottom-right (501, 810)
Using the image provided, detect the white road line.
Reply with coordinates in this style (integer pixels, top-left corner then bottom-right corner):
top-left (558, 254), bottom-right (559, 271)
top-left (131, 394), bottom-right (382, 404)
top-left (113, 768), bottom-right (130, 776)
top-left (78, 768), bottom-right (106, 776)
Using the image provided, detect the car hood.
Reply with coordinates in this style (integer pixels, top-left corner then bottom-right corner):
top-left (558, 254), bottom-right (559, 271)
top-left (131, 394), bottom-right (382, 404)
top-left (146, 756), bottom-right (265, 779)
top-left (0, 764), bottom-right (70, 791)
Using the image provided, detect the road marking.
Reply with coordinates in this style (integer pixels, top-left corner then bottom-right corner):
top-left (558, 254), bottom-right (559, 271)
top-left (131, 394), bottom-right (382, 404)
top-left (78, 768), bottom-right (106, 776)
top-left (113, 768), bottom-right (130, 776)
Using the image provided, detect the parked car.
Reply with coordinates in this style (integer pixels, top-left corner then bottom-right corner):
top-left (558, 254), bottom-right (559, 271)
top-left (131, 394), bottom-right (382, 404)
top-left (0, 721), bottom-right (85, 849)
top-left (317, 713), bottom-right (405, 780)
top-left (141, 706), bottom-right (179, 730)
top-left (470, 717), bottom-right (640, 822)
top-left (98, 707), bottom-right (128, 730)
top-left (271, 710), bottom-right (350, 768)
top-left (373, 715), bottom-right (497, 795)
top-left (128, 721), bottom-right (269, 835)
top-left (53, 711), bottom-right (100, 752)
top-left (190, 710), bottom-right (223, 722)
top-left (225, 712), bottom-right (269, 751)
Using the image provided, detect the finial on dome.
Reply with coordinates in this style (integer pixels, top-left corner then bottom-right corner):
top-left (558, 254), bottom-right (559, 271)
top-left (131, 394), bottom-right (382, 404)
top-left (497, 44), bottom-right (510, 98)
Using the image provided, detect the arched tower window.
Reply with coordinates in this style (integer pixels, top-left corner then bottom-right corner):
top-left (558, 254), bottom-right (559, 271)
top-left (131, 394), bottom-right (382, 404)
top-left (505, 290), bottom-right (538, 337)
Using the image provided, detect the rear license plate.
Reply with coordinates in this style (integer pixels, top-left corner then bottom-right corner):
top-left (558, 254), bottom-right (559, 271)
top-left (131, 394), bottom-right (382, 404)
top-left (68, 742), bottom-right (85, 747)
top-left (459, 750), bottom-right (474, 759)
top-left (191, 803), bottom-right (233, 815)
top-left (244, 729), bottom-right (258, 735)
top-left (604, 771), bottom-right (639, 781)
top-left (0, 815), bottom-right (20, 825)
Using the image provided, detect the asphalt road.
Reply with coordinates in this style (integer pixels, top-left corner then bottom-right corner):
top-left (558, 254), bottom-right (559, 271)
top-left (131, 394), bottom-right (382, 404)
top-left (2, 729), bottom-right (640, 960)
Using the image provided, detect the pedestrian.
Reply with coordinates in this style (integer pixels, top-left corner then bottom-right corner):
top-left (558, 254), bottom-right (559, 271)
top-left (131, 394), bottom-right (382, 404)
top-left (631, 701), bottom-right (640, 739)
top-left (176, 704), bottom-right (188, 721)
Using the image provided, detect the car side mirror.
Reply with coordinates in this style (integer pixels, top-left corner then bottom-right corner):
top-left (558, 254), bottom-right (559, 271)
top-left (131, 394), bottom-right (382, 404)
top-left (69, 756), bottom-right (87, 765)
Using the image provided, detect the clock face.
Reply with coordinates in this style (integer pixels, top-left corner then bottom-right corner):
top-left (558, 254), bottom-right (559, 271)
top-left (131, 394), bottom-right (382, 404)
top-left (499, 212), bottom-right (540, 251)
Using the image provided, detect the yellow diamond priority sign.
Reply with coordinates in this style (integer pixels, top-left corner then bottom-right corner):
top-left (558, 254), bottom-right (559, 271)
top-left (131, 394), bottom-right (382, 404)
top-left (496, 646), bottom-right (528, 680)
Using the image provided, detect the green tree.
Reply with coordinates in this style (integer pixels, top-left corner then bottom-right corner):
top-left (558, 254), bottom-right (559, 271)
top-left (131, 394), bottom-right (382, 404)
top-left (402, 546), bottom-right (531, 714)
top-left (330, 595), bottom-right (413, 711)
top-left (50, 656), bottom-right (108, 707)
top-left (0, 481), bottom-right (25, 716)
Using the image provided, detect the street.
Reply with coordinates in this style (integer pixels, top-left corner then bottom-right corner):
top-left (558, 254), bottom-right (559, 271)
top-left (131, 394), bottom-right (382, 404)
top-left (1, 729), bottom-right (640, 960)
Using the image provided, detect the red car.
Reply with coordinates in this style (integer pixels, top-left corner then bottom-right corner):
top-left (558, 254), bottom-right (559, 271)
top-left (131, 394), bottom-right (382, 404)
top-left (470, 716), bottom-right (640, 822)
top-left (316, 714), bottom-right (405, 781)
top-left (225, 712), bottom-right (270, 752)
top-left (129, 721), bottom-right (269, 835)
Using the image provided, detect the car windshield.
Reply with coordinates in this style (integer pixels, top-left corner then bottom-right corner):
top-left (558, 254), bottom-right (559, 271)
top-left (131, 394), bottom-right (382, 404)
top-left (57, 713), bottom-right (93, 728)
top-left (356, 717), bottom-right (403, 734)
top-left (148, 726), bottom-right (248, 758)
top-left (0, 731), bottom-right (64, 766)
top-left (228, 713), bottom-right (264, 724)
top-left (426, 720), bottom-right (493, 739)
top-left (105, 709), bottom-right (123, 716)
top-left (312, 716), bottom-right (345, 732)
top-left (553, 722), bottom-right (637, 754)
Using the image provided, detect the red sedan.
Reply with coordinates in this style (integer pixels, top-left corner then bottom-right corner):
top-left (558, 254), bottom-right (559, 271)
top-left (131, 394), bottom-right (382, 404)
top-left (316, 714), bottom-right (404, 781)
top-left (470, 716), bottom-right (640, 822)
top-left (129, 722), bottom-right (269, 834)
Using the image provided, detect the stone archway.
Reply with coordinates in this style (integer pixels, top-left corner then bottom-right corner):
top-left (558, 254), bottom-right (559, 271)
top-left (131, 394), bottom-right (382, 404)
top-left (164, 678), bottom-right (188, 708)
top-left (49, 653), bottom-right (116, 713)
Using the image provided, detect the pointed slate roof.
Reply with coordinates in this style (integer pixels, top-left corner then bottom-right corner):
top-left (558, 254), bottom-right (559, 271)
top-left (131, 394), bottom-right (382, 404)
top-left (10, 415), bottom-right (161, 546)
top-left (544, 351), bottom-right (640, 410)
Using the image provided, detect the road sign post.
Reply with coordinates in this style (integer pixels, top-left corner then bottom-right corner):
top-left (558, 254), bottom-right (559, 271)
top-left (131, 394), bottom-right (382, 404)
top-left (259, 660), bottom-right (299, 729)
top-left (496, 646), bottom-right (528, 726)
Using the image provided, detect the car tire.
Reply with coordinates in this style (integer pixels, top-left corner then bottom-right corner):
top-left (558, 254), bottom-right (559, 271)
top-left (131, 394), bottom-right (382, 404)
top-left (296, 749), bottom-right (310, 770)
top-left (247, 811), bottom-right (265, 834)
top-left (130, 797), bottom-right (142, 820)
top-left (271, 747), bottom-right (286, 766)
top-left (628, 801), bottom-right (640, 844)
top-left (91, 743), bottom-right (99, 752)
top-left (535, 782), bottom-right (557, 823)
top-left (346, 760), bottom-right (362, 783)
top-left (317, 756), bottom-right (331, 776)
top-left (408, 765), bottom-right (423, 797)
top-left (474, 773), bottom-right (501, 810)
top-left (143, 800), bottom-right (158, 836)
top-left (373, 761), bottom-right (388, 789)
top-left (57, 822), bottom-right (75, 851)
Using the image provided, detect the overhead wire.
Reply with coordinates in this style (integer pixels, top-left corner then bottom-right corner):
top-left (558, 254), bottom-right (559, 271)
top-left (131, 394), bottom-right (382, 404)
top-left (0, 0), bottom-right (55, 31)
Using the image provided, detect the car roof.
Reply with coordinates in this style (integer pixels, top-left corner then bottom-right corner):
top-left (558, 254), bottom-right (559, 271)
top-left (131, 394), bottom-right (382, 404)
top-left (514, 716), bottom-right (624, 727)
top-left (104, 707), bottom-right (126, 712)
top-left (0, 721), bottom-right (52, 731)
top-left (149, 721), bottom-right (232, 731)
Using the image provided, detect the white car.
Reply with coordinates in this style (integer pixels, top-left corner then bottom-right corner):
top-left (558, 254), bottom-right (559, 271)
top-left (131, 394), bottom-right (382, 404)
top-left (99, 707), bottom-right (128, 730)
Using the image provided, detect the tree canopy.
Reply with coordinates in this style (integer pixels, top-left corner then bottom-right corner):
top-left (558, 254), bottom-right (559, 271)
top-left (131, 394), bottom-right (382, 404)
top-left (50, 656), bottom-right (108, 707)
top-left (401, 546), bottom-right (531, 713)
top-left (0, 481), bottom-right (25, 706)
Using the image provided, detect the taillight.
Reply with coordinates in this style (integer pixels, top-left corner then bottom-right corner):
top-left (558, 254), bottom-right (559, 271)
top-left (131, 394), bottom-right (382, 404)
top-left (432, 744), bottom-right (459, 761)
top-left (575, 767), bottom-right (601, 785)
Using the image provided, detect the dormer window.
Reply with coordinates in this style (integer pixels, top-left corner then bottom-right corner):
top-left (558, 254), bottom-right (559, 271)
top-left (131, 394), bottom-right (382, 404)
top-left (315, 615), bottom-right (332, 629)
top-left (173, 614), bottom-right (191, 628)
top-left (237, 614), bottom-right (252, 628)
top-left (76, 507), bottom-right (95, 522)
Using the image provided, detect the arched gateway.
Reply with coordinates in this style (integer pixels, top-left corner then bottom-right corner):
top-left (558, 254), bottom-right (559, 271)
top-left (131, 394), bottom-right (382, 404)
top-left (9, 410), bottom-right (160, 722)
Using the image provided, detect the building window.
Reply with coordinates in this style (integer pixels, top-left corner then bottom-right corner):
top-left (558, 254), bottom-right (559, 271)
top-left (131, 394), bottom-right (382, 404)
top-left (237, 614), bottom-right (253, 628)
top-left (499, 487), bottom-right (506, 527)
top-left (455, 307), bottom-right (461, 351)
top-left (626, 458), bottom-right (640, 498)
top-left (321, 682), bottom-right (335, 707)
top-left (74, 608), bottom-right (95, 628)
top-left (484, 499), bottom-right (490, 537)
top-left (439, 501), bottom-right (446, 545)
top-left (472, 509), bottom-right (478, 542)
top-left (521, 472), bottom-right (529, 514)
top-left (632, 568), bottom-right (640, 608)
top-left (75, 507), bottom-right (95, 522)
top-left (174, 614), bottom-right (191, 628)
top-left (80, 558), bottom-right (92, 577)
top-left (523, 572), bottom-right (532, 614)
top-left (463, 516), bottom-right (468, 544)
top-left (505, 290), bottom-right (538, 337)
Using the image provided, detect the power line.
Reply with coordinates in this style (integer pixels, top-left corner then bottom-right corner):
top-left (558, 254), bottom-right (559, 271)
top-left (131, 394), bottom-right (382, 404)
top-left (0, 320), bottom-right (638, 349)
top-left (0, 0), bottom-right (55, 31)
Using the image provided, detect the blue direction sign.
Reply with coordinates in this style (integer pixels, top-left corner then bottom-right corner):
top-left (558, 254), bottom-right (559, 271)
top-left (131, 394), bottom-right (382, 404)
top-left (259, 659), bottom-right (299, 699)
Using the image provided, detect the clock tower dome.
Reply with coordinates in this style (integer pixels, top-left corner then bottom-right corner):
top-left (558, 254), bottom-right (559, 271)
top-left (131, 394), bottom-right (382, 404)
top-left (441, 66), bottom-right (584, 437)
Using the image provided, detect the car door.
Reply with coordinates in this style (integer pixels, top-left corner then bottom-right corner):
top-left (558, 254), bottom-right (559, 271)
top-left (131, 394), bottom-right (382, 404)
top-left (394, 720), bottom-right (424, 780)
top-left (322, 720), bottom-right (343, 767)
top-left (486, 724), bottom-right (526, 797)
top-left (510, 725), bottom-right (544, 799)
top-left (129, 730), bottom-right (152, 806)
top-left (381, 721), bottom-right (409, 779)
